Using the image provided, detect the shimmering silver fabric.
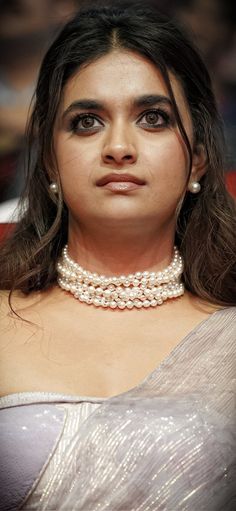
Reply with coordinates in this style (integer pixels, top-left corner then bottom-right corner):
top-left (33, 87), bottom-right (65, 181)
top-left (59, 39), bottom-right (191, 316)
top-left (0, 307), bottom-right (235, 510)
top-left (0, 403), bottom-right (65, 511)
top-left (0, 395), bottom-right (103, 511)
top-left (58, 307), bottom-right (236, 511)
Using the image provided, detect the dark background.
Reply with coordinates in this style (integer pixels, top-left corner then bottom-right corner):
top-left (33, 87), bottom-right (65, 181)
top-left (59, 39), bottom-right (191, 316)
top-left (0, 0), bottom-right (235, 210)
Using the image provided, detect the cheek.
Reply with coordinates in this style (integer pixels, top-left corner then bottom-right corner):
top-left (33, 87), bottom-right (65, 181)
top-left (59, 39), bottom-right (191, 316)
top-left (55, 138), bottom-right (92, 198)
top-left (56, 138), bottom-right (89, 174)
top-left (144, 136), bottom-right (189, 195)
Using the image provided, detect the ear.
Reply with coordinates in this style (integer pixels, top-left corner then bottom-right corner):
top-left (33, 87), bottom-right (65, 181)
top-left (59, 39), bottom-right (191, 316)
top-left (189, 144), bottom-right (208, 183)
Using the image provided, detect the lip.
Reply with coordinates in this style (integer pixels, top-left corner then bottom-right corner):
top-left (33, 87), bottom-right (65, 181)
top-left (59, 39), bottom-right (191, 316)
top-left (96, 173), bottom-right (146, 187)
top-left (101, 181), bottom-right (144, 192)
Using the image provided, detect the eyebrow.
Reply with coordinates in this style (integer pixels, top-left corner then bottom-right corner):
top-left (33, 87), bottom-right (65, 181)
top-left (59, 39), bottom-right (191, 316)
top-left (62, 94), bottom-right (172, 119)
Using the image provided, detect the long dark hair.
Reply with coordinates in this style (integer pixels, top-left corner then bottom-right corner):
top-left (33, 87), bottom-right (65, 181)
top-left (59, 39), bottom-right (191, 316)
top-left (1, 1), bottom-right (235, 305)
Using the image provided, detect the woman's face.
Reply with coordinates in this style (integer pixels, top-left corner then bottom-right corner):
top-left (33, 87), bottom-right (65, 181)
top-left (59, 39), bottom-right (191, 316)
top-left (54, 50), bottom-right (202, 233)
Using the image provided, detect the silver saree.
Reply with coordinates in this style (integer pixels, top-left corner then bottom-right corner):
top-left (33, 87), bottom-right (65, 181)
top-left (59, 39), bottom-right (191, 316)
top-left (57, 307), bottom-right (236, 511)
top-left (0, 307), bottom-right (235, 510)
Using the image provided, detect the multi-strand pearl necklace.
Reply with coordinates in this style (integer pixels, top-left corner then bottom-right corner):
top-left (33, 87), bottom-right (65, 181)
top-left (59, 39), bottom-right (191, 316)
top-left (57, 245), bottom-right (184, 310)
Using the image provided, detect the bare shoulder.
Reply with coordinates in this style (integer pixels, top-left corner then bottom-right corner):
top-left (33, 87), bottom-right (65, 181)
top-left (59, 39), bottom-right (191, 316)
top-left (0, 290), bottom-right (23, 324)
top-left (0, 288), bottom-right (56, 348)
top-left (0, 289), bottom-right (10, 314)
top-left (181, 291), bottom-right (223, 315)
top-left (0, 289), bottom-right (39, 319)
top-left (0, 290), bottom-right (31, 343)
top-left (0, 287), bottom-right (59, 313)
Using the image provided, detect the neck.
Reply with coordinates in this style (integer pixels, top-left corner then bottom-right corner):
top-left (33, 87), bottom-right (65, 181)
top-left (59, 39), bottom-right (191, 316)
top-left (67, 221), bottom-right (176, 276)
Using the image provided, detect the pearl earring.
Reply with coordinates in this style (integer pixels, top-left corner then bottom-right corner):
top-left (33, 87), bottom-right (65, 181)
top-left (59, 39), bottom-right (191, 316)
top-left (49, 182), bottom-right (58, 194)
top-left (188, 181), bottom-right (201, 194)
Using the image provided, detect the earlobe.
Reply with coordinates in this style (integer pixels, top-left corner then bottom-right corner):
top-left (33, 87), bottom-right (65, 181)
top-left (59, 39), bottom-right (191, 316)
top-left (190, 144), bottom-right (208, 183)
top-left (187, 145), bottom-right (207, 194)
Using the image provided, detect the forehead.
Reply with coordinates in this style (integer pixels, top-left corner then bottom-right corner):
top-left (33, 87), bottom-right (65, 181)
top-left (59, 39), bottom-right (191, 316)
top-left (60, 50), bottom-right (189, 115)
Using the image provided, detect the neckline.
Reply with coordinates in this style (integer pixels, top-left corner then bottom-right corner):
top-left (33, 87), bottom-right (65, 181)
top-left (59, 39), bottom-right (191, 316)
top-left (0, 306), bottom-right (234, 407)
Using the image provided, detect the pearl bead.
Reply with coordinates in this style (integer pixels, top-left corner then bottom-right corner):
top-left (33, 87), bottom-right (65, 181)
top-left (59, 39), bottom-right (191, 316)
top-left (57, 245), bottom-right (184, 310)
top-left (118, 301), bottom-right (126, 309)
top-left (188, 181), bottom-right (201, 193)
top-left (149, 277), bottom-right (156, 285)
top-left (104, 289), bottom-right (112, 298)
top-left (93, 297), bottom-right (101, 306)
top-left (119, 291), bottom-right (128, 300)
top-left (150, 299), bottom-right (158, 307)
top-left (49, 182), bottom-right (58, 193)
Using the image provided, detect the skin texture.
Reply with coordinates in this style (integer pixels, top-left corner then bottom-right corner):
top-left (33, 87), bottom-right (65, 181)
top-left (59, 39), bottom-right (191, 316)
top-left (54, 50), bottom-right (206, 275)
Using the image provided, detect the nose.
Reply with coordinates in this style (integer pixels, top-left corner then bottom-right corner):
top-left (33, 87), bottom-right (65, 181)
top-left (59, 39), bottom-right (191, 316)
top-left (101, 123), bottom-right (137, 165)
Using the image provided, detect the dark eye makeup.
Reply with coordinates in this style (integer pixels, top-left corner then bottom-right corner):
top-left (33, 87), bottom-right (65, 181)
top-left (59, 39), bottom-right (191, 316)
top-left (67, 108), bottom-right (172, 135)
top-left (69, 113), bottom-right (102, 133)
top-left (139, 109), bottom-right (171, 128)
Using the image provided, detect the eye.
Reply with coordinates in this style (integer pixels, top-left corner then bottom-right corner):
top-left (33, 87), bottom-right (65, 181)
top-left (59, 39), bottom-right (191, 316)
top-left (69, 114), bottom-right (103, 133)
top-left (138, 109), bottom-right (170, 128)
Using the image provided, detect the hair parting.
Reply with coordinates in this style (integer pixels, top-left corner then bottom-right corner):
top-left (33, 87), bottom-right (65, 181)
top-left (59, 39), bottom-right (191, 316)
top-left (0, 0), bottom-right (235, 309)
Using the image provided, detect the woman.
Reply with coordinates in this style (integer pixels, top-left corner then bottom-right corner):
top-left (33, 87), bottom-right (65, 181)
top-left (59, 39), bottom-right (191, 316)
top-left (0, 2), bottom-right (235, 510)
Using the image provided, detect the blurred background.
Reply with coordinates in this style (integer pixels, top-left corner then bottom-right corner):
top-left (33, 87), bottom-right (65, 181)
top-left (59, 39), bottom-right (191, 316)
top-left (0, 0), bottom-right (235, 222)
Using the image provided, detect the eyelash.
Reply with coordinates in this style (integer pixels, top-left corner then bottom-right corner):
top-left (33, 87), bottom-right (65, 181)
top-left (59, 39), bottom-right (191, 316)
top-left (68, 109), bottom-right (171, 134)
